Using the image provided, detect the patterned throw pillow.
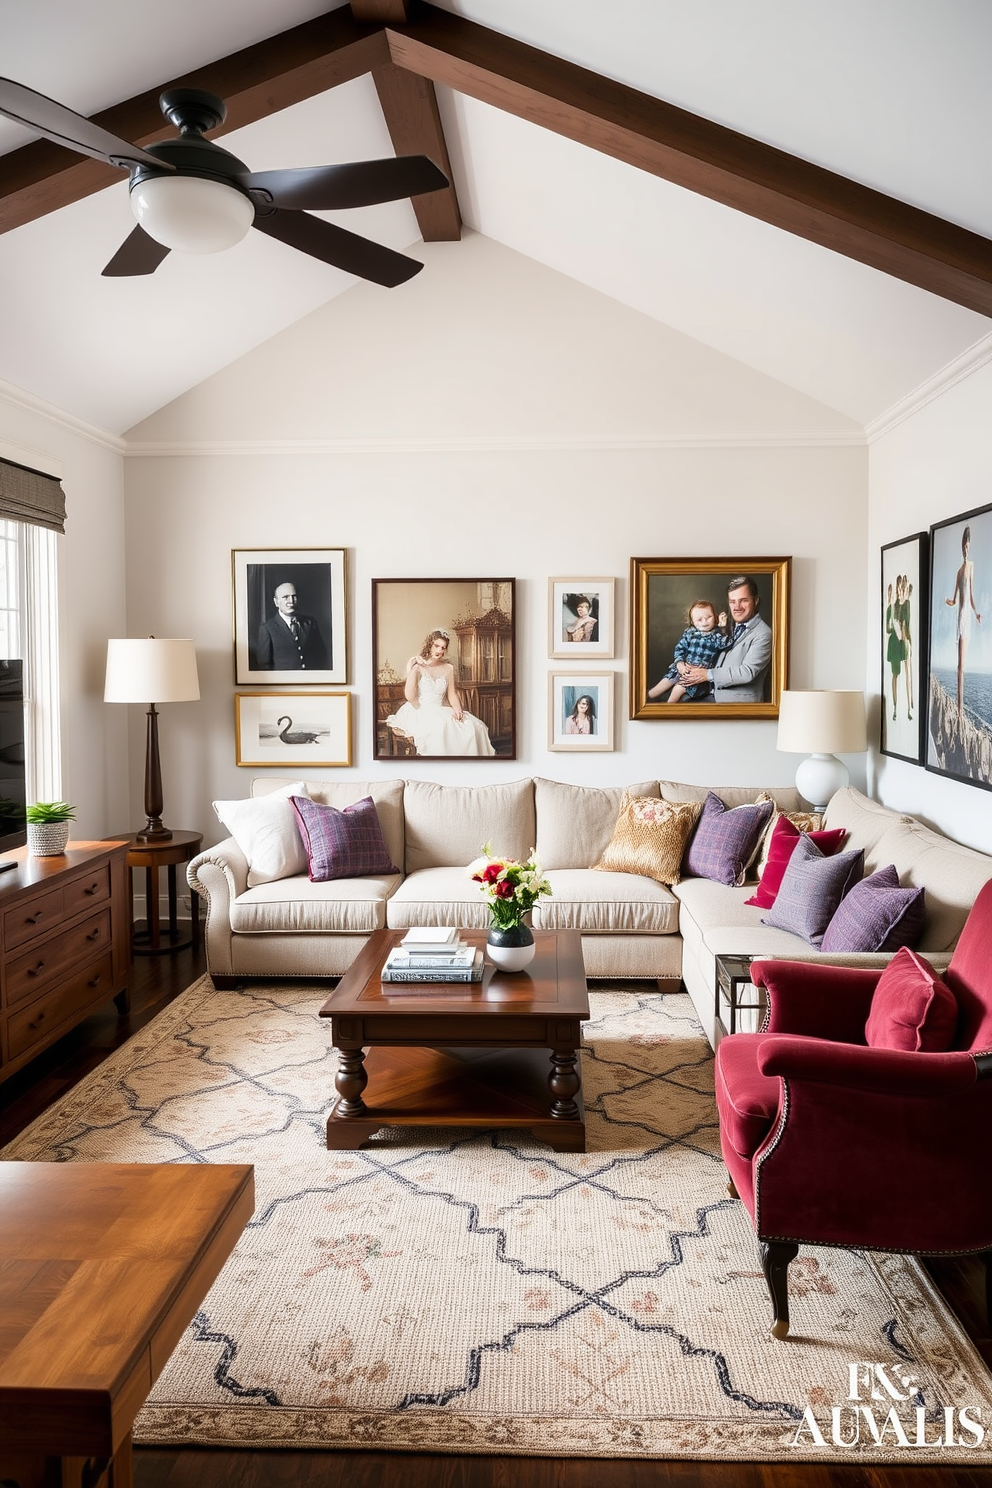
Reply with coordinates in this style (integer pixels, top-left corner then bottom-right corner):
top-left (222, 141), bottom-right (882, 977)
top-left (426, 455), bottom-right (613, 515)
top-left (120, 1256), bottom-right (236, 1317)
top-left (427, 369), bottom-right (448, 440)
top-left (592, 793), bottom-right (703, 885)
top-left (682, 792), bottom-right (774, 887)
top-left (291, 796), bottom-right (400, 882)
top-left (752, 800), bottom-right (825, 880)
top-left (865, 947), bottom-right (957, 1052)
top-left (820, 864), bottom-right (926, 954)
top-left (761, 834), bottom-right (865, 947)
top-left (745, 815), bottom-right (848, 909)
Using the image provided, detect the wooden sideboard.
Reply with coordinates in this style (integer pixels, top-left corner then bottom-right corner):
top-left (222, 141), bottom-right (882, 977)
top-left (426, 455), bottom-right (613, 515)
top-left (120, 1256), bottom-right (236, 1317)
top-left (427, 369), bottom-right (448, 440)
top-left (0, 841), bottom-right (131, 1086)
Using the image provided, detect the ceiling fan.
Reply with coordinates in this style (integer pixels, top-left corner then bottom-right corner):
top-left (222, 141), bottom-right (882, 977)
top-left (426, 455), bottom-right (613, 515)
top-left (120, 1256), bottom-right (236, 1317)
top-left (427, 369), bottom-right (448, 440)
top-left (0, 78), bottom-right (449, 286)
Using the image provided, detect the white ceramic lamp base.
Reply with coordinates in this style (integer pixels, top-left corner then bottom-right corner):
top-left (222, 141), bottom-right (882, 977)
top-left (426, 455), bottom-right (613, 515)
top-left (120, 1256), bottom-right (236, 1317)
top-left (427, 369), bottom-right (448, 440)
top-left (794, 753), bottom-right (849, 813)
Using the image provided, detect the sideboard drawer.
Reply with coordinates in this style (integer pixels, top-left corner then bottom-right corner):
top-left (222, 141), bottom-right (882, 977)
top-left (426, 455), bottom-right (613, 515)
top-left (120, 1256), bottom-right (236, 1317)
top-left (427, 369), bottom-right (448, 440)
top-left (7, 953), bottom-right (115, 1059)
top-left (6, 910), bottom-right (113, 1007)
top-left (3, 887), bottom-right (64, 952)
top-left (63, 864), bottom-right (111, 918)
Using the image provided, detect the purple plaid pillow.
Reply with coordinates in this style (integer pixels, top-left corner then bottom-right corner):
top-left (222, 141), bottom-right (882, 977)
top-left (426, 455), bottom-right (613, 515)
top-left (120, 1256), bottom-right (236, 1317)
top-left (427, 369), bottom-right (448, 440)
top-left (820, 863), bottom-right (925, 954)
top-left (762, 834), bottom-right (865, 947)
top-left (290, 796), bottom-right (399, 882)
top-left (683, 792), bottom-right (774, 887)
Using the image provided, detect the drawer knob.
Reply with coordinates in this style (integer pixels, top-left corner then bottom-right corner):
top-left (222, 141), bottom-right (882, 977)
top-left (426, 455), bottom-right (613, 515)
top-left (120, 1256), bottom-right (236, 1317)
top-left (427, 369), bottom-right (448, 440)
top-left (28, 1011), bottom-right (46, 1031)
top-left (88, 974), bottom-right (102, 988)
top-left (26, 911), bottom-right (45, 924)
top-left (27, 960), bottom-right (46, 977)
top-left (86, 928), bottom-right (101, 941)
top-left (85, 883), bottom-right (100, 895)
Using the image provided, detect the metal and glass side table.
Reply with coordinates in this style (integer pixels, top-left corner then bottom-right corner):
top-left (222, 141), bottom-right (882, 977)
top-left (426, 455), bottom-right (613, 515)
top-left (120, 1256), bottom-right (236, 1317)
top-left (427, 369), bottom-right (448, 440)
top-left (714, 953), bottom-right (767, 1046)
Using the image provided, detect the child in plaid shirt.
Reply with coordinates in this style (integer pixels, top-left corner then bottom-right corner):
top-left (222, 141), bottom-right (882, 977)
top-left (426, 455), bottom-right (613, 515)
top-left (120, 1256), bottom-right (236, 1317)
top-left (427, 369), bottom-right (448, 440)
top-left (648, 599), bottom-right (733, 702)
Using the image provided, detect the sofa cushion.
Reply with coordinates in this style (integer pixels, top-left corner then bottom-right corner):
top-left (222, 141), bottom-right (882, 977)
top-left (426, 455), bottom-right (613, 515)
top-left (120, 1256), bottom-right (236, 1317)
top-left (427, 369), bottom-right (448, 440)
top-left (230, 873), bottom-right (399, 935)
top-left (821, 786), bottom-right (913, 867)
top-left (388, 867), bottom-right (491, 929)
top-left (684, 793), bottom-right (774, 887)
top-left (745, 816), bottom-right (848, 909)
top-left (291, 795), bottom-right (399, 882)
top-left (868, 818), bottom-right (992, 952)
top-left (820, 864), bottom-right (926, 954)
top-left (251, 778), bottom-right (405, 878)
top-left (659, 781), bottom-right (803, 812)
top-left (534, 778), bottom-right (659, 869)
top-left (715, 1034), bottom-right (780, 1160)
top-left (534, 870), bottom-right (679, 934)
top-left (865, 948), bottom-right (958, 1052)
top-left (762, 835), bottom-right (865, 947)
top-left (214, 781), bottom-right (310, 887)
top-left (403, 779), bottom-right (535, 874)
top-left (591, 793), bottom-right (702, 885)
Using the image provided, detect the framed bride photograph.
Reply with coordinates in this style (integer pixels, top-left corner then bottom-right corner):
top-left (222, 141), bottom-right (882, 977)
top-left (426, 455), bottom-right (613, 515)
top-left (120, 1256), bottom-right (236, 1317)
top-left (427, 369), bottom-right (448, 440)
top-left (372, 578), bottom-right (516, 760)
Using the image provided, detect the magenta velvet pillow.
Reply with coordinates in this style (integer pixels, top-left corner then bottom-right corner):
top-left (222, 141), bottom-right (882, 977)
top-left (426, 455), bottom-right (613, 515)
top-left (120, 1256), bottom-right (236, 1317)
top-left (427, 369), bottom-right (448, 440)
top-left (820, 863), bottom-right (926, 954)
top-left (865, 947), bottom-right (958, 1052)
top-left (745, 817), bottom-right (848, 909)
top-left (683, 793), bottom-right (774, 887)
top-left (291, 796), bottom-right (399, 882)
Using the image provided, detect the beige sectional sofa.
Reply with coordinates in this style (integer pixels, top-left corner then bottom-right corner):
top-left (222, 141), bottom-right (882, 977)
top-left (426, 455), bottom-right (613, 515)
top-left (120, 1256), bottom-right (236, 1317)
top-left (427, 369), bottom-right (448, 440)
top-left (188, 777), bottom-right (992, 1049)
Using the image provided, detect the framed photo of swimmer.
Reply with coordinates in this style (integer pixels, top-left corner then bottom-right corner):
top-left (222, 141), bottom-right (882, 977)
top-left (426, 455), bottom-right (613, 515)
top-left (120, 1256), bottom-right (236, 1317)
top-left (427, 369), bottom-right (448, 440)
top-left (233, 548), bottom-right (347, 685)
top-left (548, 672), bottom-right (615, 752)
top-left (372, 578), bottom-right (516, 760)
top-left (629, 557), bottom-right (791, 720)
top-left (548, 577), bottom-right (616, 659)
top-left (926, 503), bottom-right (992, 791)
top-left (880, 531), bottom-right (928, 766)
top-left (234, 691), bottom-right (352, 768)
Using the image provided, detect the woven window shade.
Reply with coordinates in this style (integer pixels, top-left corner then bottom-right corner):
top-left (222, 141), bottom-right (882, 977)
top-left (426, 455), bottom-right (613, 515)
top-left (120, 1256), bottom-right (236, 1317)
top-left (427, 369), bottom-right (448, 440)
top-left (0, 459), bottom-right (66, 533)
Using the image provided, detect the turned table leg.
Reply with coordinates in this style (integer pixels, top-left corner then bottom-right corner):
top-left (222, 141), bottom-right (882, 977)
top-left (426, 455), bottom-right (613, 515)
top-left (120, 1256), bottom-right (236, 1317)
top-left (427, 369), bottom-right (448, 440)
top-left (549, 1047), bottom-right (581, 1121)
top-left (335, 1048), bottom-right (369, 1116)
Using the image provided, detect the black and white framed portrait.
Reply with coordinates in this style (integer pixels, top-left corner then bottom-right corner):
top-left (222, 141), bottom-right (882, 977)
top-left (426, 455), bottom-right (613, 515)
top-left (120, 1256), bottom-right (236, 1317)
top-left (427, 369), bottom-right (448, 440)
top-left (233, 548), bottom-right (347, 685)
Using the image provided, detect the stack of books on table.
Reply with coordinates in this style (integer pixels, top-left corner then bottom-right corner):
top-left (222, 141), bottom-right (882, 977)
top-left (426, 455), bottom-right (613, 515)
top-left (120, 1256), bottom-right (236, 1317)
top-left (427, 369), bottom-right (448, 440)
top-left (381, 927), bottom-right (484, 986)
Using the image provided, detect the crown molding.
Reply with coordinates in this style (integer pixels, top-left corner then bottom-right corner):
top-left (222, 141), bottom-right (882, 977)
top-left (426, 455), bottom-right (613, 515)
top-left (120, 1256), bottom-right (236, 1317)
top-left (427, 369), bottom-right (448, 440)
top-left (0, 378), bottom-right (125, 455)
top-left (866, 331), bottom-right (992, 443)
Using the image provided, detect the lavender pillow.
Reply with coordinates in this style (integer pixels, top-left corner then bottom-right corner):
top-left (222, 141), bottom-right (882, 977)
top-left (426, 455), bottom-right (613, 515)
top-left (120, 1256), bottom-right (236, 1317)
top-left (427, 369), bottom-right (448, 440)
top-left (683, 792), bottom-right (774, 887)
top-left (762, 834), bottom-right (865, 947)
top-left (821, 864), bottom-right (926, 954)
top-left (290, 796), bottom-right (399, 882)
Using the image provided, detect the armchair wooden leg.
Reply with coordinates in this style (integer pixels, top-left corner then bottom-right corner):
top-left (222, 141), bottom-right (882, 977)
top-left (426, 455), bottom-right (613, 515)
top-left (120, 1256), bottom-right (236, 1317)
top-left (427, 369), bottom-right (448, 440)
top-left (761, 1240), bottom-right (799, 1340)
top-left (726, 1175), bottom-right (739, 1199)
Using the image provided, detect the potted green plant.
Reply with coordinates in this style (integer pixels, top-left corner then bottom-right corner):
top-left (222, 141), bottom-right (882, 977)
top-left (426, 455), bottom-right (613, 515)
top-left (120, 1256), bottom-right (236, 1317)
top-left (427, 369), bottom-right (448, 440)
top-left (26, 800), bottom-right (76, 857)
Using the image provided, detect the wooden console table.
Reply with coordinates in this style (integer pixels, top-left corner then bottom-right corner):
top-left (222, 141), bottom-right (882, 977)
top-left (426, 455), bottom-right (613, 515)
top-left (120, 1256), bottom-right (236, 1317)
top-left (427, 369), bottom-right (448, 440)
top-left (0, 841), bottom-right (131, 1087)
top-left (0, 1161), bottom-right (254, 1488)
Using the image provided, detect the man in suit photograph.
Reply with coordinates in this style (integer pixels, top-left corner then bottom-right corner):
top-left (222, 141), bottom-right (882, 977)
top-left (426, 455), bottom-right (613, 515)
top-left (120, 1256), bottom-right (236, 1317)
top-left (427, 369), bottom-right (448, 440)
top-left (681, 575), bottom-right (772, 702)
top-left (256, 581), bottom-right (330, 671)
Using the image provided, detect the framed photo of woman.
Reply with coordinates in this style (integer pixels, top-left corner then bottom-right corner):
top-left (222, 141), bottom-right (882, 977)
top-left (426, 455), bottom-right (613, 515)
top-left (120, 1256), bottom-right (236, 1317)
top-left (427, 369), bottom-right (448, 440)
top-left (548, 578), bottom-right (615, 659)
top-left (373, 578), bottom-right (515, 760)
top-left (233, 548), bottom-right (347, 685)
top-left (880, 532), bottom-right (928, 764)
top-left (926, 503), bottom-right (992, 790)
top-left (549, 672), bottom-right (614, 751)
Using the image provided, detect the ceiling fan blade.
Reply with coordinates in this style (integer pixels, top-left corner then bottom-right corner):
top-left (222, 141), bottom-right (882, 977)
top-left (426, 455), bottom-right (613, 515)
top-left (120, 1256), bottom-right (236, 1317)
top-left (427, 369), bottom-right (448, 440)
top-left (101, 225), bottom-right (172, 278)
top-left (242, 156), bottom-right (448, 212)
top-left (0, 76), bottom-right (167, 171)
top-left (252, 209), bottom-right (423, 287)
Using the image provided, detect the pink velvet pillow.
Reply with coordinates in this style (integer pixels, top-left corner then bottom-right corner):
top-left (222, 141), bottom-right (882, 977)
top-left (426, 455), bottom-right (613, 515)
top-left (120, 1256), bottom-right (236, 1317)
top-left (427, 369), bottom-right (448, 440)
top-left (865, 947), bottom-right (958, 1052)
top-left (745, 816), bottom-right (848, 909)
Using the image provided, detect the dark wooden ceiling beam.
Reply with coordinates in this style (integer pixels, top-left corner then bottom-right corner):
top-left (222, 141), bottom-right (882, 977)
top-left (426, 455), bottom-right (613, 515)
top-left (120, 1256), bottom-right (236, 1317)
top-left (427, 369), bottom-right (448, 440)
top-left (0, 9), bottom-right (387, 235)
top-left (370, 63), bottom-right (460, 240)
top-left (384, 5), bottom-right (992, 319)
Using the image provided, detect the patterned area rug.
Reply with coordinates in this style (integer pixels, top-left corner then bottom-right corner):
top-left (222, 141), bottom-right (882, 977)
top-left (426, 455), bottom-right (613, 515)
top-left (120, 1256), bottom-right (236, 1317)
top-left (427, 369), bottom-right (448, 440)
top-left (5, 976), bottom-right (992, 1462)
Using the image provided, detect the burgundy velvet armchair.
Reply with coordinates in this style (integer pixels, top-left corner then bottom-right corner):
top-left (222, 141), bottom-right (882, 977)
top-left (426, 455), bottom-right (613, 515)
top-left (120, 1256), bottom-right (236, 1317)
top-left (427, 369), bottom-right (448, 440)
top-left (715, 877), bottom-right (992, 1339)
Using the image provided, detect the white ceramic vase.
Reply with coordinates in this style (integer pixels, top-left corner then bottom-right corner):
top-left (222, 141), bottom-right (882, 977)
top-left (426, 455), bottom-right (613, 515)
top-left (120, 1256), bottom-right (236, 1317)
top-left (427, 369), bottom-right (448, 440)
top-left (486, 923), bottom-right (536, 973)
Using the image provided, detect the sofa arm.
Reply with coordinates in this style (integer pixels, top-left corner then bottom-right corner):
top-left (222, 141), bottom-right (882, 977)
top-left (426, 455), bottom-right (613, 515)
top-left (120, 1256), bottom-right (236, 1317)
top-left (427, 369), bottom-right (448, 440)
top-left (753, 959), bottom-right (882, 1042)
top-left (758, 1034), bottom-right (979, 1098)
top-left (187, 839), bottom-right (249, 979)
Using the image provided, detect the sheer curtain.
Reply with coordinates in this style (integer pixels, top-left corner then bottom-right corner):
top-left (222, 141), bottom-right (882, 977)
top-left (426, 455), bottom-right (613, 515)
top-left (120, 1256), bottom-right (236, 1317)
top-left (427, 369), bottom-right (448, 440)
top-left (20, 522), bottom-right (61, 803)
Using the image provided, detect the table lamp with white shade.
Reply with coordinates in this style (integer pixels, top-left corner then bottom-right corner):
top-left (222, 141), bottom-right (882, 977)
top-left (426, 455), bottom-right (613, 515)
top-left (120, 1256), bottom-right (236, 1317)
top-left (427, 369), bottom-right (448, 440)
top-left (104, 638), bottom-right (200, 842)
top-left (776, 690), bottom-right (868, 812)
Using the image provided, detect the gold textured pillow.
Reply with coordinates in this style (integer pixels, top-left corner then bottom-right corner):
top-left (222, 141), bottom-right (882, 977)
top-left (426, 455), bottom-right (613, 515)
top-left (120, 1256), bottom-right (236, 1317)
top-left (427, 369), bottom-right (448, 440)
top-left (753, 800), bottom-right (825, 880)
top-left (591, 793), bottom-right (703, 884)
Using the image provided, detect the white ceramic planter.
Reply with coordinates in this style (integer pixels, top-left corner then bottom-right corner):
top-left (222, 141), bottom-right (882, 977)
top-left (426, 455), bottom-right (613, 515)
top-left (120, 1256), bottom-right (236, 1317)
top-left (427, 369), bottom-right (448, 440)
top-left (27, 821), bottom-right (70, 856)
top-left (486, 923), bottom-right (536, 973)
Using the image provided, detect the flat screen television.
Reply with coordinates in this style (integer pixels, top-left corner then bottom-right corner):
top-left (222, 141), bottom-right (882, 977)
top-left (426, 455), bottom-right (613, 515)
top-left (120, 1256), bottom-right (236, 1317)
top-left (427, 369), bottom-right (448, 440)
top-left (0, 660), bottom-right (26, 868)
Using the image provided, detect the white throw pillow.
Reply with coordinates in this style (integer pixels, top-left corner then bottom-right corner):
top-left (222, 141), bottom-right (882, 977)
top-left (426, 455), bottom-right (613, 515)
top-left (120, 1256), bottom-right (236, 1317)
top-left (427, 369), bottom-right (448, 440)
top-left (213, 781), bottom-right (310, 886)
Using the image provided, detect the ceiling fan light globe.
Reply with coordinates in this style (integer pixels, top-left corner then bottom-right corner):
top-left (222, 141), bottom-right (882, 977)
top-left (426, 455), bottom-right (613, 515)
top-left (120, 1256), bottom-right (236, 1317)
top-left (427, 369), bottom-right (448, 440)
top-left (130, 175), bottom-right (253, 254)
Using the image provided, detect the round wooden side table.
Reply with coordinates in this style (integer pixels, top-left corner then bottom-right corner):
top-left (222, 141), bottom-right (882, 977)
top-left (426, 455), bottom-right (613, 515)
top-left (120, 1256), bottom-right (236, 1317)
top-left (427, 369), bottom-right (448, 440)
top-left (108, 830), bottom-right (204, 955)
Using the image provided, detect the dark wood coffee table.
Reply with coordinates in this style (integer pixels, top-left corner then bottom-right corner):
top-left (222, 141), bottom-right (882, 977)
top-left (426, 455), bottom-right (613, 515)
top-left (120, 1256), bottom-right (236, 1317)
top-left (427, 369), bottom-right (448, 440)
top-left (319, 929), bottom-right (590, 1152)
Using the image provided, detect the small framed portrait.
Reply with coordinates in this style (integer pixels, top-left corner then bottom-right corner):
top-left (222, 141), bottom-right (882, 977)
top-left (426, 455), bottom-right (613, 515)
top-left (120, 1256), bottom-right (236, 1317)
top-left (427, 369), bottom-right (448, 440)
top-left (233, 548), bottom-right (347, 685)
top-left (629, 557), bottom-right (790, 719)
top-left (549, 672), bottom-right (615, 751)
top-left (373, 579), bottom-right (515, 760)
top-left (548, 578), bottom-right (616, 659)
top-left (926, 502), bottom-right (992, 790)
top-left (234, 692), bottom-right (352, 767)
top-left (880, 532), bottom-right (928, 764)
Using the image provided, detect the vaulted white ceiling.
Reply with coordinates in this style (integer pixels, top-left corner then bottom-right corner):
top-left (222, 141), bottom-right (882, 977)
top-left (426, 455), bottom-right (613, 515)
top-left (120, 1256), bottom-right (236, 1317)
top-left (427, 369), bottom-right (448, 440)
top-left (1, 0), bottom-right (989, 437)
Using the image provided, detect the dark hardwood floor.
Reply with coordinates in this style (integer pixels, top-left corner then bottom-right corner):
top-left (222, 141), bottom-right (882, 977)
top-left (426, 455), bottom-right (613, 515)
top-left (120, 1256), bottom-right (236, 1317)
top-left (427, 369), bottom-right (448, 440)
top-left (2, 946), bottom-right (990, 1487)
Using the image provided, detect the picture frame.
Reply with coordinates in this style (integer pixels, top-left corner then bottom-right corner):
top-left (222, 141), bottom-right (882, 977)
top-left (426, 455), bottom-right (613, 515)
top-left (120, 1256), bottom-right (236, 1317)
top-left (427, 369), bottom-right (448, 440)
top-left (880, 531), bottom-right (929, 765)
top-left (233, 548), bottom-right (347, 685)
top-left (925, 502), bottom-right (992, 791)
top-left (629, 557), bottom-right (790, 719)
top-left (549, 672), bottom-right (615, 751)
top-left (548, 577), bottom-right (616, 659)
top-left (234, 691), bottom-right (352, 767)
top-left (372, 579), bottom-right (515, 760)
